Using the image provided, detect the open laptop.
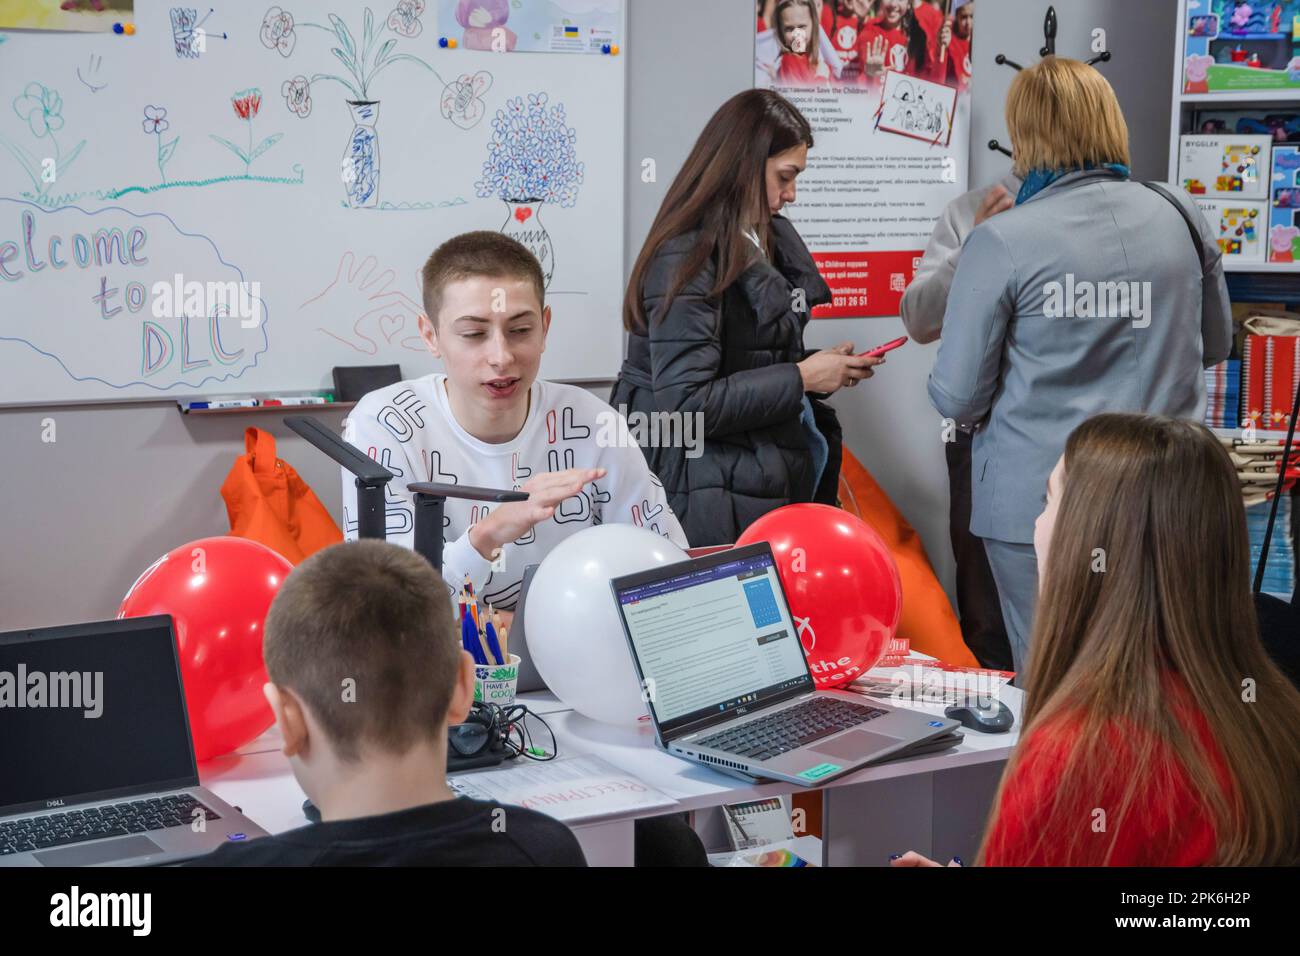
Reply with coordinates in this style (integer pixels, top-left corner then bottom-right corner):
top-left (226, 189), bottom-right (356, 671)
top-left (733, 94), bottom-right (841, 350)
top-left (610, 542), bottom-right (959, 786)
top-left (0, 615), bottom-right (269, 866)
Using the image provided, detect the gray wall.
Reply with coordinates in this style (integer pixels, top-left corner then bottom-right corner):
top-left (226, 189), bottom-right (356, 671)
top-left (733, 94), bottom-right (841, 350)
top-left (969, 0), bottom-right (1178, 187)
top-left (0, 0), bottom-right (1181, 630)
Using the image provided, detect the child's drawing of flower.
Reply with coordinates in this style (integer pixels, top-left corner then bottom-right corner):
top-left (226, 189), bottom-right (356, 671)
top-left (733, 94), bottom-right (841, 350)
top-left (3, 82), bottom-right (85, 199)
top-left (13, 83), bottom-right (65, 138)
top-left (440, 71), bottom-right (491, 129)
top-left (260, 6), bottom-right (297, 57)
top-left (476, 92), bottom-right (583, 208)
top-left (282, 75), bottom-right (312, 118)
top-left (143, 105), bottom-right (180, 183)
top-left (142, 104), bottom-right (169, 134)
top-left (387, 0), bottom-right (425, 37)
top-left (212, 88), bottom-right (281, 176)
top-left (232, 88), bottom-right (263, 120)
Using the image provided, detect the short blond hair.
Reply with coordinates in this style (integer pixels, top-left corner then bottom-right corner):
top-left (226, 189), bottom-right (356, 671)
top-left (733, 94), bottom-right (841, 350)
top-left (1005, 56), bottom-right (1130, 178)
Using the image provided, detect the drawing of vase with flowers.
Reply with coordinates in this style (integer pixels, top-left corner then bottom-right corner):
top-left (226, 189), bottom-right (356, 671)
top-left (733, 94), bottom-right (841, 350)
top-left (475, 93), bottom-right (583, 287)
top-left (260, 3), bottom-right (436, 208)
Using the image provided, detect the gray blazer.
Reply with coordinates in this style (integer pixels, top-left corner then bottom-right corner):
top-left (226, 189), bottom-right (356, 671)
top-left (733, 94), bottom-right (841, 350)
top-left (927, 168), bottom-right (1233, 544)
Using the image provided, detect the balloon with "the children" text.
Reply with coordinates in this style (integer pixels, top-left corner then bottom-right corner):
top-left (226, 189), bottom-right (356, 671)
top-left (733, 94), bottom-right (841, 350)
top-left (737, 504), bottom-right (901, 689)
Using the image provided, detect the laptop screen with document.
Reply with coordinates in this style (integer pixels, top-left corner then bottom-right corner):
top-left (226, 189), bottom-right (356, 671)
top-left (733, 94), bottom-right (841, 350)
top-left (0, 615), bottom-right (198, 817)
top-left (612, 543), bottom-right (813, 739)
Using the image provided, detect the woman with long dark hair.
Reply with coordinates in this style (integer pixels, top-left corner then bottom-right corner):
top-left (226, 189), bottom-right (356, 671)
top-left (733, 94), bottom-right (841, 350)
top-left (612, 89), bottom-right (879, 545)
top-left (896, 414), bottom-right (1300, 866)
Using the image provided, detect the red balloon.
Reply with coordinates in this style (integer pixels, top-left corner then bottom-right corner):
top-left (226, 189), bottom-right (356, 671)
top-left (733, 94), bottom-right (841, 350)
top-left (117, 537), bottom-right (291, 761)
top-left (737, 503), bottom-right (901, 689)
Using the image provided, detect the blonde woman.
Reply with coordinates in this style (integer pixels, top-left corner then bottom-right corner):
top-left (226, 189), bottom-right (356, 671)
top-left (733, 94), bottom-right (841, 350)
top-left (927, 58), bottom-right (1233, 682)
top-left (898, 414), bottom-right (1300, 866)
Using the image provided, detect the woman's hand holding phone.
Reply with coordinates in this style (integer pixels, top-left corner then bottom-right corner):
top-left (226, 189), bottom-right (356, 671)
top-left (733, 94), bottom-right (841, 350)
top-left (798, 341), bottom-right (883, 393)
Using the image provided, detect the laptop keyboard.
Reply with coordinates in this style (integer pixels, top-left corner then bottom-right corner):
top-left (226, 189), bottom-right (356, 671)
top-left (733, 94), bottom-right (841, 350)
top-left (0, 794), bottom-right (220, 855)
top-left (697, 697), bottom-right (887, 761)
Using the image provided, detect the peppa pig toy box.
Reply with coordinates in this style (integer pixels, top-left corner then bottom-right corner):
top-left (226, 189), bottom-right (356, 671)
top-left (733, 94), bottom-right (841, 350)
top-left (1268, 145), bottom-right (1300, 261)
top-left (1183, 0), bottom-right (1300, 93)
top-left (1179, 134), bottom-right (1273, 197)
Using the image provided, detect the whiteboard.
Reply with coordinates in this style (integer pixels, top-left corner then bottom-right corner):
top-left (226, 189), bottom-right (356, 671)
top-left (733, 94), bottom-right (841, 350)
top-left (0, 0), bottom-right (625, 407)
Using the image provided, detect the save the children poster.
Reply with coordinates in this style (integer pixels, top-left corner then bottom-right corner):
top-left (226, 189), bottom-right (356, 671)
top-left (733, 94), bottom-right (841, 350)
top-left (756, 0), bottom-right (973, 318)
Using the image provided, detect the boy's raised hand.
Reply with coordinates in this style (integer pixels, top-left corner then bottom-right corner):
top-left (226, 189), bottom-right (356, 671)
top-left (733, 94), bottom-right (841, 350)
top-left (469, 467), bottom-right (608, 560)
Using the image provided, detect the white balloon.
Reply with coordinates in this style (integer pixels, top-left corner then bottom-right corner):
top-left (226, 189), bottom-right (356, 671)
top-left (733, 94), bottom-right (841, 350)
top-left (525, 524), bottom-right (689, 725)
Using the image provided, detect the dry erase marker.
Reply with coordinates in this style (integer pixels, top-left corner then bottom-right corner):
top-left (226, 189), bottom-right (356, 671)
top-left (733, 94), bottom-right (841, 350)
top-left (206, 399), bottom-right (259, 409)
top-left (278, 396), bottom-right (329, 406)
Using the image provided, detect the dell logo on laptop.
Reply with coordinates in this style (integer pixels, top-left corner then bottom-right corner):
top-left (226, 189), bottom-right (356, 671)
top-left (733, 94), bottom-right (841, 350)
top-left (46, 799), bottom-right (65, 808)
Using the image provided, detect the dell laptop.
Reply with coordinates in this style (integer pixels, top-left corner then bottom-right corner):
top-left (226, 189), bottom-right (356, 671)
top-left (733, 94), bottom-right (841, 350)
top-left (0, 615), bottom-right (269, 866)
top-left (610, 542), bottom-right (960, 786)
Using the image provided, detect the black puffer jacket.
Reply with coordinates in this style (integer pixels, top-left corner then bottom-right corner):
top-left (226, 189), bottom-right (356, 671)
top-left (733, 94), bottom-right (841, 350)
top-left (612, 215), bottom-right (842, 546)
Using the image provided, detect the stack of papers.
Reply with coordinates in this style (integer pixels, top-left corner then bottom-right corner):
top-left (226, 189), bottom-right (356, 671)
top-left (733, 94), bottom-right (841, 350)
top-left (851, 657), bottom-right (1014, 706)
top-left (448, 754), bottom-right (677, 824)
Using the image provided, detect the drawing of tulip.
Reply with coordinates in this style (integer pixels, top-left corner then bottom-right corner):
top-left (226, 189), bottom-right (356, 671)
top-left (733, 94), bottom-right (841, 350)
top-left (210, 87), bottom-right (282, 177)
top-left (142, 105), bottom-right (180, 184)
top-left (232, 89), bottom-right (262, 120)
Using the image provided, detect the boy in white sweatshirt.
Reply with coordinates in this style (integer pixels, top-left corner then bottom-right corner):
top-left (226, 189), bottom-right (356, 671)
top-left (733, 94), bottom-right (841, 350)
top-left (342, 231), bottom-right (688, 614)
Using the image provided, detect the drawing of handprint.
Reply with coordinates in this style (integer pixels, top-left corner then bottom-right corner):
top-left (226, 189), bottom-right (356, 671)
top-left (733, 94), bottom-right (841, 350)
top-left (306, 251), bottom-right (427, 354)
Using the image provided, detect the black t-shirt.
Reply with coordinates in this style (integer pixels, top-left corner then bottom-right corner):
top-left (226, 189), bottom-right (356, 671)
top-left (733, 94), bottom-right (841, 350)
top-left (186, 798), bottom-right (587, 867)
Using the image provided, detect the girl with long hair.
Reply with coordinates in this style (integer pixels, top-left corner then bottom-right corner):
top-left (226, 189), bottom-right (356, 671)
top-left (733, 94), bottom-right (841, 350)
top-left (897, 414), bottom-right (1300, 866)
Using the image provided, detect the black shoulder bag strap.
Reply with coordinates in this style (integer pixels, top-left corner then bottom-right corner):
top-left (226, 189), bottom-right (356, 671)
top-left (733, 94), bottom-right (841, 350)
top-left (1145, 181), bottom-right (1298, 597)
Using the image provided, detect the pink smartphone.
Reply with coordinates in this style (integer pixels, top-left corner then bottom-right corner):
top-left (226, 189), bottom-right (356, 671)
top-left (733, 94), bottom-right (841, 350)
top-left (858, 336), bottom-right (908, 358)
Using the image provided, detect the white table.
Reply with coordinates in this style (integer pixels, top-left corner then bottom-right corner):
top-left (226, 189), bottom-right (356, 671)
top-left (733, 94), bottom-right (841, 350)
top-left (201, 684), bottom-right (1022, 866)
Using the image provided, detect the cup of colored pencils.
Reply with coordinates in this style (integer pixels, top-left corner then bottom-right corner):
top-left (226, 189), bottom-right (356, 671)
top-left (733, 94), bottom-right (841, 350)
top-left (458, 578), bottom-right (520, 707)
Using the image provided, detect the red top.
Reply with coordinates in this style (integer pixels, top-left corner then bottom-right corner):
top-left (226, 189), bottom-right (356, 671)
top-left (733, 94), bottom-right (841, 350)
top-left (946, 33), bottom-right (971, 91)
top-left (778, 51), bottom-right (832, 86)
top-left (821, 3), bottom-right (866, 80)
top-left (983, 680), bottom-right (1234, 866)
top-left (855, 13), bottom-right (946, 85)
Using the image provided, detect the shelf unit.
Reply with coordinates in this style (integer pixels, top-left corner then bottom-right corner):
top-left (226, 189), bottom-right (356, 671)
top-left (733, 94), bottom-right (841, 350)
top-left (1170, 5), bottom-right (1300, 602)
top-left (1168, 0), bottom-right (1300, 278)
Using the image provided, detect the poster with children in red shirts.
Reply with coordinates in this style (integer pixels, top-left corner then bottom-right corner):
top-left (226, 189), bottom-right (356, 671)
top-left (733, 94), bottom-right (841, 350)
top-left (756, 0), bottom-right (974, 317)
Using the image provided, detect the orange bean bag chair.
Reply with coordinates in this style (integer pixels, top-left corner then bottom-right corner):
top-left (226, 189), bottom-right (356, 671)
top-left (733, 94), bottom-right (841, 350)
top-left (837, 445), bottom-right (977, 667)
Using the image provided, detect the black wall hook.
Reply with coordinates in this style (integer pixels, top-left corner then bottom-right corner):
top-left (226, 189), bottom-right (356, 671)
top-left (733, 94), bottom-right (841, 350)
top-left (994, 5), bottom-right (1111, 74)
top-left (1040, 6), bottom-right (1057, 57)
top-left (987, 139), bottom-right (1012, 157)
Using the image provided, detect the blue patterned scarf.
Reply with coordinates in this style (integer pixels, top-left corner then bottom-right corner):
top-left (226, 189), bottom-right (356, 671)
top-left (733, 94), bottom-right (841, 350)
top-left (1016, 163), bottom-right (1132, 205)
